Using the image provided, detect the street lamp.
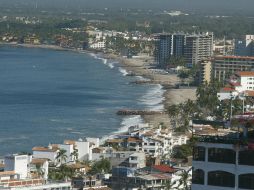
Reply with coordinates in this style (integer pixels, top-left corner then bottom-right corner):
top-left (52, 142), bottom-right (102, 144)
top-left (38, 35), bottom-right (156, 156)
top-left (238, 92), bottom-right (246, 114)
top-left (230, 91), bottom-right (238, 121)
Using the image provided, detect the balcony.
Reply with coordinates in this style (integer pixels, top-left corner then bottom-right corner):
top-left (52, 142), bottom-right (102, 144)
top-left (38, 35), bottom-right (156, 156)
top-left (195, 135), bottom-right (248, 145)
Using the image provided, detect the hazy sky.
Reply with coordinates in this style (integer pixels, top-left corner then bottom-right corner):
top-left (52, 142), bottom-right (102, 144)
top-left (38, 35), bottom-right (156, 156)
top-left (1, 0), bottom-right (254, 15)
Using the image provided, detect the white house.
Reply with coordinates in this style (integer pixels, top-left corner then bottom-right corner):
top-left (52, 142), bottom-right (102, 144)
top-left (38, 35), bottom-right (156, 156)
top-left (128, 152), bottom-right (146, 169)
top-left (218, 71), bottom-right (254, 101)
top-left (4, 154), bottom-right (28, 179)
top-left (32, 146), bottom-right (58, 164)
top-left (89, 41), bottom-right (105, 49)
top-left (58, 143), bottom-right (74, 163)
top-left (64, 138), bottom-right (99, 161)
top-left (29, 158), bottom-right (49, 180)
top-left (140, 127), bottom-right (187, 158)
top-left (231, 71), bottom-right (254, 92)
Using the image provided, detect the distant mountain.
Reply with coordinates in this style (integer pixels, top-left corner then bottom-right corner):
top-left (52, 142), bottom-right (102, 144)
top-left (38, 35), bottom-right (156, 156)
top-left (1, 0), bottom-right (253, 15)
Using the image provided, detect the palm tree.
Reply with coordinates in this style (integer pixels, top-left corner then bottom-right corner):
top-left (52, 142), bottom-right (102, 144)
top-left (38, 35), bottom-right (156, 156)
top-left (70, 149), bottom-right (79, 162)
top-left (60, 165), bottom-right (75, 179)
top-left (168, 104), bottom-right (180, 128)
top-left (36, 165), bottom-right (45, 179)
top-left (163, 179), bottom-right (176, 190)
top-left (178, 170), bottom-right (191, 190)
top-left (168, 56), bottom-right (185, 68)
top-left (56, 149), bottom-right (67, 165)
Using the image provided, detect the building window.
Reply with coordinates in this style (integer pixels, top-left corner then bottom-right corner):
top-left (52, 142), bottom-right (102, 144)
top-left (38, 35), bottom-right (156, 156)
top-left (208, 171), bottom-right (235, 188)
top-left (208, 148), bottom-right (236, 164)
top-left (192, 169), bottom-right (205, 185)
top-left (239, 174), bottom-right (254, 189)
top-left (193, 146), bottom-right (205, 161)
top-left (239, 150), bottom-right (254, 166)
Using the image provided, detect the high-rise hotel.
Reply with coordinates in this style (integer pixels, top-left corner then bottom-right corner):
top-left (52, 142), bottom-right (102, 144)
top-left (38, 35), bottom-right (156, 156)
top-left (154, 32), bottom-right (213, 67)
top-left (154, 33), bottom-right (185, 67)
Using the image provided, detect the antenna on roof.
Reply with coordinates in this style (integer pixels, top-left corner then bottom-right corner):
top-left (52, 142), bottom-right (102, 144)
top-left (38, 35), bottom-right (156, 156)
top-left (223, 36), bottom-right (226, 56)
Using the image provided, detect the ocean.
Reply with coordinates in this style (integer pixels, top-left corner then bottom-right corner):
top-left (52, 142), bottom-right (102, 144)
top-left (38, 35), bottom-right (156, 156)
top-left (0, 45), bottom-right (164, 155)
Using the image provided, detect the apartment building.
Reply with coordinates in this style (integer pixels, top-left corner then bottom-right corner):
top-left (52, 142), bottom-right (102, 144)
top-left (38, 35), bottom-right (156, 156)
top-left (154, 32), bottom-right (213, 67)
top-left (184, 32), bottom-right (213, 65)
top-left (154, 34), bottom-right (173, 67)
top-left (198, 60), bottom-right (212, 84)
top-left (192, 114), bottom-right (254, 190)
top-left (212, 56), bottom-right (254, 82)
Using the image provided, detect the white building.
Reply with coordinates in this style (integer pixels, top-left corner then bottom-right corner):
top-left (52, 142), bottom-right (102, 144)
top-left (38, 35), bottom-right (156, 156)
top-left (0, 181), bottom-right (72, 190)
top-left (246, 35), bottom-right (254, 47)
top-left (217, 71), bottom-right (254, 101)
top-left (141, 127), bottom-right (188, 157)
top-left (58, 143), bottom-right (74, 163)
top-left (229, 71), bottom-right (254, 92)
top-left (64, 138), bottom-right (99, 161)
top-left (29, 158), bottom-right (49, 180)
top-left (32, 146), bottom-right (58, 164)
top-left (89, 41), bottom-right (105, 49)
top-left (192, 118), bottom-right (254, 190)
top-left (172, 134), bottom-right (188, 146)
top-left (4, 155), bottom-right (28, 179)
top-left (128, 152), bottom-right (146, 169)
top-left (217, 87), bottom-right (235, 101)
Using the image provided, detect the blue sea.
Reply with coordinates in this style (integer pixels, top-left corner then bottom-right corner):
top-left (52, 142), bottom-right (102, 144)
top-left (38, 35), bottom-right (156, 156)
top-left (0, 45), bottom-right (164, 155)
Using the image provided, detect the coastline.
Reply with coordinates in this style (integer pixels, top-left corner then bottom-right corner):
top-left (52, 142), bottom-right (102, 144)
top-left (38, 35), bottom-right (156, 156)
top-left (0, 42), bottom-right (197, 135)
top-left (104, 54), bottom-right (197, 128)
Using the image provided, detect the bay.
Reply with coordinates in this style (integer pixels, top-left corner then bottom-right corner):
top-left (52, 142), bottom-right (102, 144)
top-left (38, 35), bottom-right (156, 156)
top-left (0, 45), bottom-right (152, 155)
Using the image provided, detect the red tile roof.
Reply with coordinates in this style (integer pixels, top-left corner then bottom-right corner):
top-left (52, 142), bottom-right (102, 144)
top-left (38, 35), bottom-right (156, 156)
top-left (229, 81), bottom-right (241, 86)
top-left (126, 137), bottom-right (142, 142)
top-left (32, 146), bottom-right (58, 152)
top-left (152, 165), bottom-right (176, 173)
top-left (245, 90), bottom-right (254, 97)
top-left (31, 158), bottom-right (48, 165)
top-left (0, 171), bottom-right (16, 176)
top-left (237, 71), bottom-right (254, 77)
top-left (221, 87), bottom-right (235, 92)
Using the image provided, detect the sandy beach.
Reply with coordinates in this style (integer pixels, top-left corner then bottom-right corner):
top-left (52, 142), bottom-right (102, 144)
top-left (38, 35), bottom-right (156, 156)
top-left (108, 54), bottom-right (197, 128)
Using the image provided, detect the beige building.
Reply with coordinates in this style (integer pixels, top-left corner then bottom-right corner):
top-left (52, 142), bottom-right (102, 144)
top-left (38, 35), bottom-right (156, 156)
top-left (199, 60), bottom-right (212, 84)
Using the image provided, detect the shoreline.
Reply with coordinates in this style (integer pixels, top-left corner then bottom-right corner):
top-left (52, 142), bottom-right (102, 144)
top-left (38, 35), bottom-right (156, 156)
top-left (0, 42), bottom-right (197, 137)
top-left (103, 53), bottom-right (197, 128)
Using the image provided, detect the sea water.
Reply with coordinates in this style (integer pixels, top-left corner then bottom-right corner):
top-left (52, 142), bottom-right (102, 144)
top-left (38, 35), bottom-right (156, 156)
top-left (0, 45), bottom-right (164, 155)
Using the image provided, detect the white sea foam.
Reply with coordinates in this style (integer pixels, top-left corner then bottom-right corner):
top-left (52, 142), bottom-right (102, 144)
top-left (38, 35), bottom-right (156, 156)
top-left (70, 131), bottom-right (83, 135)
top-left (139, 84), bottom-right (166, 111)
top-left (116, 115), bottom-right (144, 134)
top-left (135, 75), bottom-right (151, 81)
top-left (108, 61), bottom-right (117, 69)
top-left (100, 115), bottom-right (144, 144)
top-left (118, 67), bottom-right (129, 76)
top-left (89, 53), bottom-right (116, 69)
